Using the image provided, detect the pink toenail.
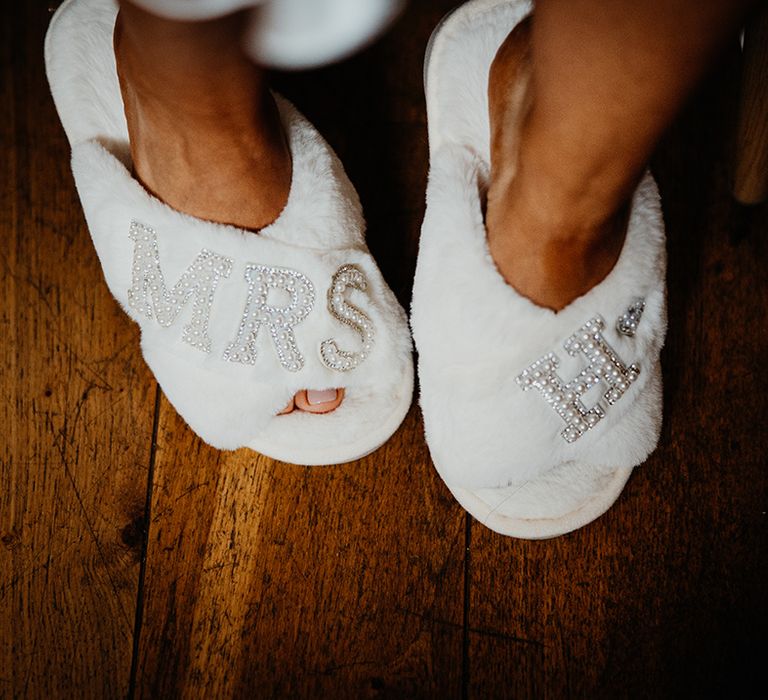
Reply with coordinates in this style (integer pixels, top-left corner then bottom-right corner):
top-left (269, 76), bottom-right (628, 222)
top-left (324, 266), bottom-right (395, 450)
top-left (306, 389), bottom-right (338, 405)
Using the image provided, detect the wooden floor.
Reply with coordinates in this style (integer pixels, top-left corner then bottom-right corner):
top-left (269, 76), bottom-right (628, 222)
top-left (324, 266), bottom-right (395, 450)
top-left (2, 1), bottom-right (767, 698)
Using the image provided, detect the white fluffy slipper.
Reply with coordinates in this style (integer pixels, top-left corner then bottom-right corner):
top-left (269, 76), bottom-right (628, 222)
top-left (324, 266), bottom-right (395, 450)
top-left (411, 0), bottom-right (667, 538)
top-left (45, 0), bottom-right (414, 466)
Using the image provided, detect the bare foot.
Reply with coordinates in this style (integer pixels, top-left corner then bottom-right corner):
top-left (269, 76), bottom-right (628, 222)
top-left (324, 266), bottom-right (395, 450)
top-left (485, 16), bottom-right (628, 312)
top-left (278, 389), bottom-right (345, 415)
top-left (115, 3), bottom-right (342, 414)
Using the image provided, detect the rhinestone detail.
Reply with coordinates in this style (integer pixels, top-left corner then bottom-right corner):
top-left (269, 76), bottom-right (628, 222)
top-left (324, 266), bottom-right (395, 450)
top-left (223, 264), bottom-right (314, 372)
top-left (320, 264), bottom-right (375, 372)
top-left (617, 297), bottom-right (645, 337)
top-left (127, 220), bottom-right (233, 352)
top-left (516, 316), bottom-right (641, 443)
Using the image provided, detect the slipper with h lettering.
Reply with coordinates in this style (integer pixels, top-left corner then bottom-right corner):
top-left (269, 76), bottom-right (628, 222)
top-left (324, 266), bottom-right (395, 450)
top-left (411, 0), bottom-right (667, 538)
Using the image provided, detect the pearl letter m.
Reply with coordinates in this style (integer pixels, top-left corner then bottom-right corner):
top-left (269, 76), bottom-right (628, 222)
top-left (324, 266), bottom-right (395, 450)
top-left (127, 220), bottom-right (233, 352)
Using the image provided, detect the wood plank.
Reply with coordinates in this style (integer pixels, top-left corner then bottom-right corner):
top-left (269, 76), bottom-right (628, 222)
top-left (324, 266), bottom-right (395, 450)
top-left (135, 406), bottom-right (465, 697)
top-left (466, 51), bottom-right (768, 698)
top-left (0, 2), bottom-right (156, 696)
top-left (133, 2), bottom-right (467, 697)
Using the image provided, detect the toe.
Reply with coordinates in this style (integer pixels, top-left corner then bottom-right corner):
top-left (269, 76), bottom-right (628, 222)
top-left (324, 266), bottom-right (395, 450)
top-left (294, 388), bottom-right (344, 414)
top-left (277, 397), bottom-right (295, 415)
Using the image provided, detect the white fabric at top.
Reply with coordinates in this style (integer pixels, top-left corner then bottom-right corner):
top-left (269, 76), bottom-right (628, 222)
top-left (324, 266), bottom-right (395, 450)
top-left (129, 0), bottom-right (263, 20)
top-left (129, 0), bottom-right (404, 69)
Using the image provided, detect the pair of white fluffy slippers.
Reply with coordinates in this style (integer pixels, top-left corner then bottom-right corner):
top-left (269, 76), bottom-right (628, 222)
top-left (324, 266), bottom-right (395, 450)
top-left (411, 0), bottom-right (667, 539)
top-left (47, 0), bottom-right (666, 538)
top-left (45, 0), bottom-right (414, 466)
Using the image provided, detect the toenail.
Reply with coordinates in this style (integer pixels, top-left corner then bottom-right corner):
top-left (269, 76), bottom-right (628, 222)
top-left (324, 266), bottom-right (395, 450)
top-left (306, 389), bottom-right (338, 405)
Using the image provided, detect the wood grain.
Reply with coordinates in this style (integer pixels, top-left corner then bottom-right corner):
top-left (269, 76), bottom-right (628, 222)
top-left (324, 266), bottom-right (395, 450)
top-left (0, 2), bottom-right (154, 697)
top-left (134, 405), bottom-right (465, 698)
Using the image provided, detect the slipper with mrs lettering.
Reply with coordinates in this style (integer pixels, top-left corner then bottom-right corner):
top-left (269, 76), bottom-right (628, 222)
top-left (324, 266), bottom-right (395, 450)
top-left (45, 0), bottom-right (414, 465)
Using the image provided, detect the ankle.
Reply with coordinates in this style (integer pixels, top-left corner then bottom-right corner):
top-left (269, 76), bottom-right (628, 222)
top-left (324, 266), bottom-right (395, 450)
top-left (114, 9), bottom-right (271, 127)
top-left (486, 131), bottom-right (630, 310)
top-left (486, 210), bottom-right (628, 310)
top-left (485, 14), bottom-right (636, 310)
top-left (487, 163), bottom-right (628, 256)
top-left (113, 8), bottom-right (291, 231)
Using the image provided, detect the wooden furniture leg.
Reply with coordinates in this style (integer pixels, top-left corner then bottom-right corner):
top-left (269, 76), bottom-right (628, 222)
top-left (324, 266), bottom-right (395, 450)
top-left (734, 1), bottom-right (768, 205)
